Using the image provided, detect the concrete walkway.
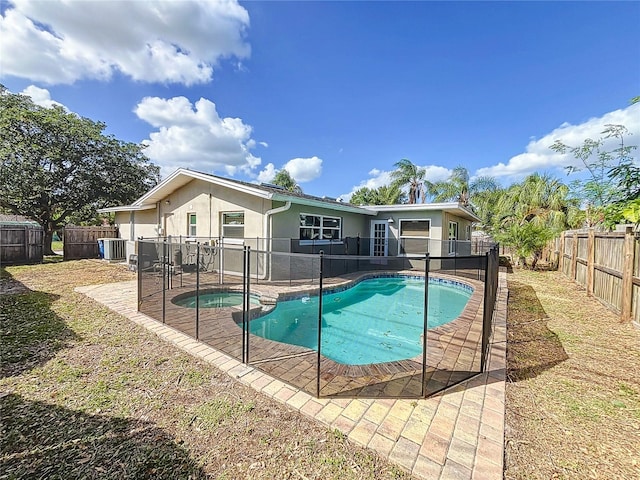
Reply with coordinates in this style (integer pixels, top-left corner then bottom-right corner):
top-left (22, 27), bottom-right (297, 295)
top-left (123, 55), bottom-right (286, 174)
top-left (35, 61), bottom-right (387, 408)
top-left (76, 271), bottom-right (507, 479)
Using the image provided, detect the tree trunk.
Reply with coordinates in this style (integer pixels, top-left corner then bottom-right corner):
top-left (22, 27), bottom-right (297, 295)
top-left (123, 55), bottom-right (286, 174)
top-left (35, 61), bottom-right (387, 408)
top-left (43, 229), bottom-right (55, 255)
top-left (531, 254), bottom-right (539, 270)
top-left (518, 255), bottom-right (528, 268)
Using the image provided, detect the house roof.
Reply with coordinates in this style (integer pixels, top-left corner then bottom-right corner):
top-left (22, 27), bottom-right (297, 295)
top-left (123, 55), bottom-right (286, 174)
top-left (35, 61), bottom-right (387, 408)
top-left (99, 168), bottom-right (481, 222)
top-left (0, 214), bottom-right (41, 227)
top-left (364, 203), bottom-right (481, 222)
top-left (99, 168), bottom-right (375, 216)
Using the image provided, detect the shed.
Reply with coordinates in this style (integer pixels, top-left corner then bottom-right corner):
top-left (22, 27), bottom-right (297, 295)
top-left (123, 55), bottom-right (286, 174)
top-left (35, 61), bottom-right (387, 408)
top-left (0, 215), bottom-right (44, 266)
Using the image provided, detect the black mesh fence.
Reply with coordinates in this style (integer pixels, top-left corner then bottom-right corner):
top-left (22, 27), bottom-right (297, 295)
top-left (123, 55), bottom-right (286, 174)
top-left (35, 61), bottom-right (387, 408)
top-left (137, 239), bottom-right (500, 398)
top-left (140, 236), bottom-right (497, 258)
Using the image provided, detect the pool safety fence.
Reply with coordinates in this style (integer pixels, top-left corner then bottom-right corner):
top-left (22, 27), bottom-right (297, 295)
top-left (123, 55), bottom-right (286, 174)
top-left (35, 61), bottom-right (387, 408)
top-left (138, 239), bottom-right (500, 399)
top-left (140, 235), bottom-right (498, 258)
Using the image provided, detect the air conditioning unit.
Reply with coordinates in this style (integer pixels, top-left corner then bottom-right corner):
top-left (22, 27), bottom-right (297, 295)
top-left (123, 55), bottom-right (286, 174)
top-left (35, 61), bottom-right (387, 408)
top-left (102, 238), bottom-right (127, 261)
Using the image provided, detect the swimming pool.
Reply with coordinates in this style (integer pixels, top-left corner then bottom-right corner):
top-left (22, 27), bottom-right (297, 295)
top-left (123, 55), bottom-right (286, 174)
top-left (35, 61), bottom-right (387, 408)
top-left (250, 276), bottom-right (472, 365)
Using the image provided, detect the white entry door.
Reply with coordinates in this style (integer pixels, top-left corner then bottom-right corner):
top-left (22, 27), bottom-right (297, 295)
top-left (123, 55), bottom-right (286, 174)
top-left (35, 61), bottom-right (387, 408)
top-left (370, 220), bottom-right (389, 256)
top-left (448, 221), bottom-right (458, 255)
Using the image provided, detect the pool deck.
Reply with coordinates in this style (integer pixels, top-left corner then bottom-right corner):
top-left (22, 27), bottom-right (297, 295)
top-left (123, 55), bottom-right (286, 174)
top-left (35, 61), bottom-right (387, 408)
top-left (76, 270), bottom-right (507, 479)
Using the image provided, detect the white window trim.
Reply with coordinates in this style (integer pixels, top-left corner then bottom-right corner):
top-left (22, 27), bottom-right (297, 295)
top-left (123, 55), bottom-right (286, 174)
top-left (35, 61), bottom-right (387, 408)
top-left (448, 221), bottom-right (459, 256)
top-left (221, 211), bottom-right (245, 240)
top-left (299, 213), bottom-right (342, 244)
top-left (397, 218), bottom-right (431, 256)
top-left (187, 213), bottom-right (197, 237)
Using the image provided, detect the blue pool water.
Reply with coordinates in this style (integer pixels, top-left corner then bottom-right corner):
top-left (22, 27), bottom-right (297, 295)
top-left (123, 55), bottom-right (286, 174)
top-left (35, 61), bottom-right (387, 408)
top-left (250, 276), bottom-right (472, 365)
top-left (174, 292), bottom-right (260, 308)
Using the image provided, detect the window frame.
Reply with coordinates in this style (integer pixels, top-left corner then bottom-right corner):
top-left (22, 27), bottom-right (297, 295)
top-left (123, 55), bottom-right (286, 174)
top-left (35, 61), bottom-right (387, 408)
top-left (187, 213), bottom-right (197, 237)
top-left (299, 213), bottom-right (343, 244)
top-left (397, 218), bottom-right (431, 256)
top-left (221, 211), bottom-right (245, 242)
top-left (448, 221), bottom-right (459, 256)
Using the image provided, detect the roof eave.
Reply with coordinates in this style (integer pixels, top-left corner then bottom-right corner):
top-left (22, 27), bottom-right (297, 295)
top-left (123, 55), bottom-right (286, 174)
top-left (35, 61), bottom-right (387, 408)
top-left (132, 168), bottom-right (274, 207)
top-left (97, 204), bottom-right (157, 213)
top-left (363, 203), bottom-right (481, 222)
top-left (272, 193), bottom-right (376, 215)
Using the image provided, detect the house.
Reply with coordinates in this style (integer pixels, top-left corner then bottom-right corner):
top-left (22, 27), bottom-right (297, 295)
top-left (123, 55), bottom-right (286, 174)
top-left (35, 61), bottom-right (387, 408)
top-left (99, 168), bottom-right (480, 262)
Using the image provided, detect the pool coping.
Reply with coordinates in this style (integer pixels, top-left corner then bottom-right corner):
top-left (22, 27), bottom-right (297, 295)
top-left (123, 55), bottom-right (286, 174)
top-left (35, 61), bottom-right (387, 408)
top-left (164, 271), bottom-right (484, 381)
top-left (76, 268), bottom-right (506, 479)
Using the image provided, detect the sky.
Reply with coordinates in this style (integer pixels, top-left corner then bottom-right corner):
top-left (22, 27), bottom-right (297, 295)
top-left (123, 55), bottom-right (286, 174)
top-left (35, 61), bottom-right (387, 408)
top-left (1, 0), bottom-right (639, 202)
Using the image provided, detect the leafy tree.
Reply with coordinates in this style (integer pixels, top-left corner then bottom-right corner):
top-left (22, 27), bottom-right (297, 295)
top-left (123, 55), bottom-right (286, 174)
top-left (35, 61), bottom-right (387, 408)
top-left (551, 123), bottom-right (637, 227)
top-left (389, 158), bottom-right (428, 204)
top-left (271, 169), bottom-right (302, 193)
top-left (609, 158), bottom-right (640, 203)
top-left (0, 85), bottom-right (160, 254)
top-left (350, 187), bottom-right (376, 205)
top-left (350, 184), bottom-right (406, 205)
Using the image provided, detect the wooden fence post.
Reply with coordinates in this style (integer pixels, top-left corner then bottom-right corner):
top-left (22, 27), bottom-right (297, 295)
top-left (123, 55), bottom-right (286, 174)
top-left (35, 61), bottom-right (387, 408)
top-left (22, 226), bottom-right (28, 263)
top-left (621, 227), bottom-right (635, 322)
top-left (571, 232), bottom-right (579, 281)
top-left (586, 229), bottom-right (595, 296)
top-left (558, 232), bottom-right (565, 272)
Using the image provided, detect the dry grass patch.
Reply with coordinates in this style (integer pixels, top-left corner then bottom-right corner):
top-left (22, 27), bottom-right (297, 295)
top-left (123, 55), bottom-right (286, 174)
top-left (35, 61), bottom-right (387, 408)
top-left (505, 268), bottom-right (640, 479)
top-left (1, 260), bottom-right (410, 479)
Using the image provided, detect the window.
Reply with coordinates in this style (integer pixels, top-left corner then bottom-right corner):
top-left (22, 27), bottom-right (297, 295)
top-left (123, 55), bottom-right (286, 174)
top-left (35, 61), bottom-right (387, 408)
top-left (222, 212), bottom-right (244, 239)
top-left (187, 213), bottom-right (197, 236)
top-left (398, 219), bottom-right (430, 255)
top-left (299, 214), bottom-right (342, 241)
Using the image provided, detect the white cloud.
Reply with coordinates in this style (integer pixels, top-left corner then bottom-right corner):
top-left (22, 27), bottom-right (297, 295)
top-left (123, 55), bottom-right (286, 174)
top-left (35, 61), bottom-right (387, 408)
top-left (134, 95), bottom-right (262, 177)
top-left (282, 156), bottom-right (323, 183)
top-left (476, 104), bottom-right (640, 180)
top-left (339, 165), bottom-right (451, 202)
top-left (0, 0), bottom-right (250, 85)
top-left (20, 85), bottom-right (65, 109)
top-left (257, 162), bottom-right (277, 183)
top-left (255, 157), bottom-right (323, 185)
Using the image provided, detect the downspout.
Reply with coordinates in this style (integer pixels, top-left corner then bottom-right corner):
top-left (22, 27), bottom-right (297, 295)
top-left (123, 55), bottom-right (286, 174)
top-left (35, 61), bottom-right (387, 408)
top-left (156, 202), bottom-right (161, 238)
top-left (262, 201), bottom-right (291, 280)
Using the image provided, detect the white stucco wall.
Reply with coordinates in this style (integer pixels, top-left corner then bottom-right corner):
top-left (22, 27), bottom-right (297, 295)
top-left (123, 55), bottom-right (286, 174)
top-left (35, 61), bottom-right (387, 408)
top-left (115, 209), bottom-right (158, 241)
top-left (159, 179), bottom-right (271, 240)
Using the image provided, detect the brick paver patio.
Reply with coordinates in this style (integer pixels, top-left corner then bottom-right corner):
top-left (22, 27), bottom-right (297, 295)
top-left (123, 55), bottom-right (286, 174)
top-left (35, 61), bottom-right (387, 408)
top-left (76, 270), bottom-right (506, 479)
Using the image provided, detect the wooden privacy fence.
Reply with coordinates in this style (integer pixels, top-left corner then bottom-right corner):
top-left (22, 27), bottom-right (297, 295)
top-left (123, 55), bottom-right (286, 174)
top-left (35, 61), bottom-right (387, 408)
top-left (558, 227), bottom-right (639, 323)
top-left (63, 226), bottom-right (118, 260)
top-left (0, 224), bottom-right (44, 265)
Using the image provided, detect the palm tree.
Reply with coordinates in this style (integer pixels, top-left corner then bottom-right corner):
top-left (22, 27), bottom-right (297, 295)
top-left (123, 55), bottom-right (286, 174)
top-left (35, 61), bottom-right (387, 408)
top-left (390, 159), bottom-right (428, 204)
top-left (350, 184), bottom-right (407, 205)
top-left (427, 166), bottom-right (498, 207)
top-left (496, 173), bottom-right (575, 230)
top-left (271, 169), bottom-right (302, 194)
top-left (376, 184), bottom-right (407, 204)
top-left (491, 173), bottom-right (580, 268)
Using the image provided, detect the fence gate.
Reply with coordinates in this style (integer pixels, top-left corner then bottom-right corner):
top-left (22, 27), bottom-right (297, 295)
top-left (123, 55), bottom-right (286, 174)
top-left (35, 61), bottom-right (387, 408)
top-left (0, 225), bottom-right (44, 265)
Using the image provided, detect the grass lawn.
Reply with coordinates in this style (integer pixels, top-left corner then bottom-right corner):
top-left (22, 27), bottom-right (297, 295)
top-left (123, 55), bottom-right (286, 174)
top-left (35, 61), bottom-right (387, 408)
top-left (0, 260), bottom-right (409, 479)
top-left (51, 240), bottom-right (63, 252)
top-left (4, 259), bottom-right (637, 478)
top-left (504, 268), bottom-right (640, 479)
